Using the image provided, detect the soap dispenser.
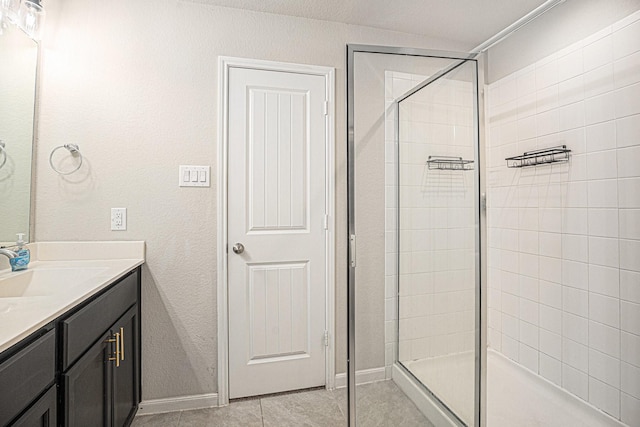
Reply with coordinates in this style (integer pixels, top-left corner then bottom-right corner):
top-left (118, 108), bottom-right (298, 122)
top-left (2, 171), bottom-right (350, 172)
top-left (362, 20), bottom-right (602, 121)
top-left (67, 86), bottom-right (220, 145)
top-left (9, 233), bottom-right (30, 271)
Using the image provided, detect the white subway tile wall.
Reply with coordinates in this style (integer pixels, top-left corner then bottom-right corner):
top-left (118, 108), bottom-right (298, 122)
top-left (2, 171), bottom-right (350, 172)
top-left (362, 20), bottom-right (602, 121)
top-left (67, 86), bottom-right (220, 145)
top-left (384, 69), bottom-right (476, 376)
top-left (486, 10), bottom-right (640, 425)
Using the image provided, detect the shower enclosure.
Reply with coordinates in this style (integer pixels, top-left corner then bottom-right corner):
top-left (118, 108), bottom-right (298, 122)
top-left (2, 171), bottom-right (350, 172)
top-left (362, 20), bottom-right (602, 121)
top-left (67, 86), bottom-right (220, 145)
top-left (347, 45), bottom-right (482, 426)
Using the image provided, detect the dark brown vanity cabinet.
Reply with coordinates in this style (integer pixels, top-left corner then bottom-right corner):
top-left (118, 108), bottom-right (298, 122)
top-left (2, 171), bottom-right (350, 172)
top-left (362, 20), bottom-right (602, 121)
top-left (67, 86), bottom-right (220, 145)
top-left (0, 266), bottom-right (141, 427)
top-left (60, 268), bottom-right (141, 427)
top-left (12, 386), bottom-right (57, 427)
top-left (0, 328), bottom-right (56, 426)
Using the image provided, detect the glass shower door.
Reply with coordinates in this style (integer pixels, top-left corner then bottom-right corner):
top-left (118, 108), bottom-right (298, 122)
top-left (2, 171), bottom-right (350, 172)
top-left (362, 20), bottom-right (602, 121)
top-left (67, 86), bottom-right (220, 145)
top-left (347, 45), bottom-right (480, 427)
top-left (395, 60), bottom-right (479, 426)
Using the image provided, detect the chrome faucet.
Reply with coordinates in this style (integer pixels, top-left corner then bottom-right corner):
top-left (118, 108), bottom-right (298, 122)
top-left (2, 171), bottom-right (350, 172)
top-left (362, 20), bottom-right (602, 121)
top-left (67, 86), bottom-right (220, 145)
top-left (0, 248), bottom-right (18, 259)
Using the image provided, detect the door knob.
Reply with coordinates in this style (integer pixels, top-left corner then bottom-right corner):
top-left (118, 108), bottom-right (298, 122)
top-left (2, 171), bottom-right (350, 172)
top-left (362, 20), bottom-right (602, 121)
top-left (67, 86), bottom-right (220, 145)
top-left (232, 243), bottom-right (245, 254)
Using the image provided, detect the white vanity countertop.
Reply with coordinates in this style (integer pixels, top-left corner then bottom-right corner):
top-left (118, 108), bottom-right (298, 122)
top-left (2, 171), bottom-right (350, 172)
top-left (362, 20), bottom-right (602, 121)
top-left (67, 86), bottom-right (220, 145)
top-left (0, 241), bottom-right (145, 353)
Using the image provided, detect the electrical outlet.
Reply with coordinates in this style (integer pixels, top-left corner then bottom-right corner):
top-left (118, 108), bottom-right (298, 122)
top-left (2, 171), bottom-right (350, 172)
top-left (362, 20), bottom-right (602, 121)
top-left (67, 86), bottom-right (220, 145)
top-left (111, 208), bottom-right (127, 231)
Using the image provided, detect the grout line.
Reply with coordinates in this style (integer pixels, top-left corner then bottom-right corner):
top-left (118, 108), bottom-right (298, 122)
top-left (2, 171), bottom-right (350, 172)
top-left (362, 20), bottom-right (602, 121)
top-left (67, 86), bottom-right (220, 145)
top-left (176, 410), bottom-right (182, 427)
top-left (259, 398), bottom-right (265, 427)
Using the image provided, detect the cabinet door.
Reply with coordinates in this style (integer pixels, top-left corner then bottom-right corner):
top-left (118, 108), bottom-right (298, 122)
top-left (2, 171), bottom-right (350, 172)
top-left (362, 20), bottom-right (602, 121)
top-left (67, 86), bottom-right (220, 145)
top-left (112, 306), bottom-right (139, 427)
top-left (11, 385), bottom-right (56, 427)
top-left (63, 330), bottom-right (113, 427)
top-left (0, 329), bottom-right (56, 426)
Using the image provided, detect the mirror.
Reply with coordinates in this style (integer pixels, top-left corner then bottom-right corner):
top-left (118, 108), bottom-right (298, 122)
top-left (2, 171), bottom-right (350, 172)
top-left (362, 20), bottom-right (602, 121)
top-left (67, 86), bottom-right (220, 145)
top-left (0, 24), bottom-right (37, 244)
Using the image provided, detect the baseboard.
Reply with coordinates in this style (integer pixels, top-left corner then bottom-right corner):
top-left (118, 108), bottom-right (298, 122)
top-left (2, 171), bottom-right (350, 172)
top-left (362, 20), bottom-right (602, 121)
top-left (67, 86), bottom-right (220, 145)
top-left (334, 366), bottom-right (386, 389)
top-left (392, 364), bottom-right (460, 427)
top-left (137, 393), bottom-right (219, 415)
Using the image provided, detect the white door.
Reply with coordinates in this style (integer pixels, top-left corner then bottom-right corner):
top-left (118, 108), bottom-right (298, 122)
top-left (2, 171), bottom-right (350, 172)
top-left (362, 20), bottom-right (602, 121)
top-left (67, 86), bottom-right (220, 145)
top-left (227, 66), bottom-right (328, 398)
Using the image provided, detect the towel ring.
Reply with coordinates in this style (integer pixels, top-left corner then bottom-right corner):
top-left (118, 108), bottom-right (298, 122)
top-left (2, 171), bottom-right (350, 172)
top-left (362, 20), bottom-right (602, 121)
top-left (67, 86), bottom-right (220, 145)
top-left (0, 141), bottom-right (6, 170)
top-left (49, 144), bottom-right (83, 175)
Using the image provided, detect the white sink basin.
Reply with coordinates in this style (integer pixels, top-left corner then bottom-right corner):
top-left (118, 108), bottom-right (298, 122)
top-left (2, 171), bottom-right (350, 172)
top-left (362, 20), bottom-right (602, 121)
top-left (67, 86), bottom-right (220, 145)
top-left (0, 267), bottom-right (109, 298)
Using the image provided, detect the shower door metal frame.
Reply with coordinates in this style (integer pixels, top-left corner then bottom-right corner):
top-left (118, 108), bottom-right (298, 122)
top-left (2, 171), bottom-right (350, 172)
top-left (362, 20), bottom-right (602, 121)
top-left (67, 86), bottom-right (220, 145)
top-left (346, 44), bottom-right (482, 427)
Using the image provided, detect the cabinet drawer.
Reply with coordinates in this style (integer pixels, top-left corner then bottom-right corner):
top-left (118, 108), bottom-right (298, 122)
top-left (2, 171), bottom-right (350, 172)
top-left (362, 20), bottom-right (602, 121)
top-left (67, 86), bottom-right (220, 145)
top-left (0, 329), bottom-right (55, 426)
top-left (61, 270), bottom-right (138, 370)
top-left (11, 385), bottom-right (57, 427)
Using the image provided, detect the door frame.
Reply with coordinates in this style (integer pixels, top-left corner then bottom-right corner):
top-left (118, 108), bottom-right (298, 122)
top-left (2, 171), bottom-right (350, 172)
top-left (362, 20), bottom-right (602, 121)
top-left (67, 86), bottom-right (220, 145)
top-left (217, 56), bottom-right (336, 406)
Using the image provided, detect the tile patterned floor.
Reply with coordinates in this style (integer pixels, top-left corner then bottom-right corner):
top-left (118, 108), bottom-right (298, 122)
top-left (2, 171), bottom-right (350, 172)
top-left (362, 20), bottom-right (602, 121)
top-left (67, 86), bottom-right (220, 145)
top-left (132, 380), bottom-right (433, 426)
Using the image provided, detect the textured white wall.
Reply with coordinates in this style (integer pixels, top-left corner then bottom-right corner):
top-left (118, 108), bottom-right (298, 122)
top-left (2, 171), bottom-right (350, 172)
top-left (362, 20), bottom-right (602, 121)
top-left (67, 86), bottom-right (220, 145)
top-left (486, 10), bottom-right (640, 425)
top-left (34, 0), bottom-right (466, 401)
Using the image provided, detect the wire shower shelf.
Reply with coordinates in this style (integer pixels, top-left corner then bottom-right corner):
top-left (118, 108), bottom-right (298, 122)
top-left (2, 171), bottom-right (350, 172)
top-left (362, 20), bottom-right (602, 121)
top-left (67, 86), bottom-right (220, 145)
top-left (505, 145), bottom-right (571, 168)
top-left (426, 155), bottom-right (474, 171)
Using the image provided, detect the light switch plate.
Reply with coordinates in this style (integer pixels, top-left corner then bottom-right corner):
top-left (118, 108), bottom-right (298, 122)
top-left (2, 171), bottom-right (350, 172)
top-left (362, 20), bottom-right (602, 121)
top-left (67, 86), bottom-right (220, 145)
top-left (179, 165), bottom-right (210, 187)
top-left (111, 208), bottom-right (127, 231)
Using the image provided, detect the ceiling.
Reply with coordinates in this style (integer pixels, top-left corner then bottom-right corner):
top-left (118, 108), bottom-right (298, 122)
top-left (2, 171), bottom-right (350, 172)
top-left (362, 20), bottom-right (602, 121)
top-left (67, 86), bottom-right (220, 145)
top-left (187, 0), bottom-right (550, 49)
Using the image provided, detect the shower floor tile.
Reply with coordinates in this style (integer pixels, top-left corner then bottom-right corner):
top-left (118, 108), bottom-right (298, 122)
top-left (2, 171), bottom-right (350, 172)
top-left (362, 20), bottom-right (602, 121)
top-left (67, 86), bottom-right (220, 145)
top-left (132, 380), bottom-right (433, 426)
